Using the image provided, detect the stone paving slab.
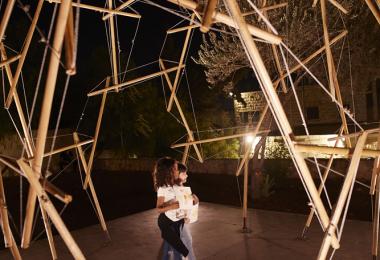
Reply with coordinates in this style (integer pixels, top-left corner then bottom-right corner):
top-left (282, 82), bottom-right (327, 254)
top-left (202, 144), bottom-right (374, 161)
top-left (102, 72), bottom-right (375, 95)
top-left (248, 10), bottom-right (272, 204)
top-left (0, 203), bottom-right (372, 259)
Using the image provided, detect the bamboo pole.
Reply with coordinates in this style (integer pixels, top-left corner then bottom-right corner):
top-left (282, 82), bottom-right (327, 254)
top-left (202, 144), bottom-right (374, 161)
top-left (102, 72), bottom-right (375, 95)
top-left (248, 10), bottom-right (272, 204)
top-left (167, 25), bottom-right (200, 34)
top-left (83, 78), bottom-right (110, 189)
top-left (320, 0), bottom-right (336, 99)
top-left (102, 0), bottom-right (136, 20)
top-left (301, 126), bottom-right (344, 238)
top-left (372, 173), bottom-right (380, 258)
top-left (87, 65), bottom-right (185, 97)
top-left (181, 135), bottom-right (191, 164)
top-left (18, 159), bottom-right (85, 259)
top-left (39, 202), bottom-right (57, 259)
top-left (46, 0), bottom-right (141, 19)
top-left (200, 0), bottom-right (218, 33)
top-left (0, 54), bottom-right (21, 68)
top-left (328, 0), bottom-right (348, 14)
top-left (0, 170), bottom-right (21, 259)
top-left (0, 170), bottom-right (12, 247)
top-left (171, 130), bottom-right (269, 148)
top-left (64, 7), bottom-right (76, 75)
top-left (273, 30), bottom-right (347, 87)
top-left (22, 0), bottom-right (72, 248)
top-left (236, 107), bottom-right (269, 177)
top-left (0, 44), bottom-right (35, 155)
top-left (242, 143), bottom-right (249, 230)
top-left (271, 45), bottom-right (287, 93)
top-left (242, 2), bottom-right (288, 17)
top-left (317, 132), bottom-right (368, 259)
top-left (0, 0), bottom-right (16, 41)
top-left (73, 132), bottom-right (108, 234)
top-left (328, 128), bottom-right (379, 141)
top-left (107, 0), bottom-right (119, 88)
top-left (5, 0), bottom-right (44, 109)
top-left (295, 143), bottom-right (380, 157)
top-left (167, 14), bottom-right (195, 112)
top-left (223, 0), bottom-right (340, 249)
top-left (42, 139), bottom-right (94, 158)
top-left (365, 0), bottom-right (380, 25)
top-left (167, 0), bottom-right (282, 45)
top-left (370, 129), bottom-right (380, 194)
top-left (41, 179), bottom-right (72, 204)
top-left (159, 59), bottom-right (203, 162)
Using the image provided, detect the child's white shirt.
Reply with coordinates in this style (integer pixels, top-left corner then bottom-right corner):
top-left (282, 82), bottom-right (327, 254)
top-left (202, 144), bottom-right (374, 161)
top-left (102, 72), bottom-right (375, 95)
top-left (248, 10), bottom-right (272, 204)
top-left (157, 185), bottom-right (181, 222)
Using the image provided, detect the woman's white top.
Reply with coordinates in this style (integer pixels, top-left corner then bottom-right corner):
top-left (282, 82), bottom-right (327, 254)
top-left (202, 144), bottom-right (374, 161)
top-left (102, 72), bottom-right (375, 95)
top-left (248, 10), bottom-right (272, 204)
top-left (157, 185), bottom-right (181, 222)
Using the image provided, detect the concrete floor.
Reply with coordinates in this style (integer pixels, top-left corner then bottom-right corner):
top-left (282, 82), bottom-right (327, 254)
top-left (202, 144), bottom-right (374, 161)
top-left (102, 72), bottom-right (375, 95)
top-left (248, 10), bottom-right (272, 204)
top-left (0, 203), bottom-right (373, 259)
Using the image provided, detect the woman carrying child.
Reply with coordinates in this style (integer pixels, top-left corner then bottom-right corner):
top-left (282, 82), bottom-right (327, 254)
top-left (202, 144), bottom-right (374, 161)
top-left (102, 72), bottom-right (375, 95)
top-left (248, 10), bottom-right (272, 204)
top-left (153, 157), bottom-right (189, 259)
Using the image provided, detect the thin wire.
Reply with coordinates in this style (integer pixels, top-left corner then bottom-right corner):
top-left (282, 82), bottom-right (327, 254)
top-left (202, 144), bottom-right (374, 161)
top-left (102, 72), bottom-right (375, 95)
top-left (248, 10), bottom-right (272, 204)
top-left (280, 42), bottom-right (363, 131)
top-left (278, 44), bottom-right (332, 209)
top-left (27, 3), bottom-right (59, 150)
top-left (46, 75), bottom-right (72, 173)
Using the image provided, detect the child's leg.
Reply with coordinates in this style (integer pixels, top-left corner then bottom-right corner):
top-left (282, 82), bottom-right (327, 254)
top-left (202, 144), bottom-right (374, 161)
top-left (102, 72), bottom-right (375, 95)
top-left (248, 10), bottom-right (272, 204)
top-left (181, 224), bottom-right (196, 260)
top-left (158, 214), bottom-right (189, 257)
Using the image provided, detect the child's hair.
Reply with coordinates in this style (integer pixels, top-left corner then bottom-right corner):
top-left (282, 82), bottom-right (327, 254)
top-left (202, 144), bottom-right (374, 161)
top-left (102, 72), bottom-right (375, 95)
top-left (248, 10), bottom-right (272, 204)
top-left (178, 163), bottom-right (187, 173)
top-left (152, 157), bottom-right (177, 191)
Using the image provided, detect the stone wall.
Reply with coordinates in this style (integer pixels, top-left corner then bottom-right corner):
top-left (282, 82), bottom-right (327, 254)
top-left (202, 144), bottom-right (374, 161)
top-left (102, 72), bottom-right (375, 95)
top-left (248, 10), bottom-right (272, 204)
top-left (94, 158), bottom-right (375, 181)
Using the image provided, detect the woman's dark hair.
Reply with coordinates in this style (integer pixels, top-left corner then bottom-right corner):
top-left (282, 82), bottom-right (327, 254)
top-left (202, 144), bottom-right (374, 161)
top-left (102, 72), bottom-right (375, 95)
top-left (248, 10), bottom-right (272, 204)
top-left (152, 157), bottom-right (177, 191)
top-left (178, 163), bottom-right (187, 173)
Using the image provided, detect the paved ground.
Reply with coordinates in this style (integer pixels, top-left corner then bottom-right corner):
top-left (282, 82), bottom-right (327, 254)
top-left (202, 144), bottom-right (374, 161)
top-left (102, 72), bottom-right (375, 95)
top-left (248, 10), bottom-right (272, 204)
top-left (0, 203), bottom-right (373, 259)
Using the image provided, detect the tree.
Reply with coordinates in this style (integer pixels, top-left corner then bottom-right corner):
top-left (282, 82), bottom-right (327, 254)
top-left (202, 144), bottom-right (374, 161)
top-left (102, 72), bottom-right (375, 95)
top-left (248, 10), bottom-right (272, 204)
top-left (195, 0), bottom-right (374, 93)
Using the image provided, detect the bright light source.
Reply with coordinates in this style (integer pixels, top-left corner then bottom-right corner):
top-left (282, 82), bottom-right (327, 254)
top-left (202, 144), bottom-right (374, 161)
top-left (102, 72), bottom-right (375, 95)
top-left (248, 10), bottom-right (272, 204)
top-left (245, 135), bottom-right (254, 143)
top-left (229, 92), bottom-right (233, 97)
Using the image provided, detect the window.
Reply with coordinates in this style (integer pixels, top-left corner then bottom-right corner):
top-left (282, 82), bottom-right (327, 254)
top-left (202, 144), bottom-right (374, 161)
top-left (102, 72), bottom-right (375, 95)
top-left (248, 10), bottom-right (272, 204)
top-left (306, 106), bottom-right (319, 120)
top-left (240, 112), bottom-right (248, 123)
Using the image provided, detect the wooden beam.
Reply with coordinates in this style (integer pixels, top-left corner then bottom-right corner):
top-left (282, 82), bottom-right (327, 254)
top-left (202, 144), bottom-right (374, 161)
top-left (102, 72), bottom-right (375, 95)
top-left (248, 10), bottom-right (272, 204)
top-left (200, 0), bottom-right (218, 33)
top-left (43, 139), bottom-right (94, 158)
top-left (223, 0), bottom-right (340, 249)
top-left (328, 0), bottom-right (348, 14)
top-left (102, 0), bottom-right (136, 20)
top-left (64, 7), bottom-right (76, 75)
top-left (327, 128), bottom-right (379, 141)
top-left (107, 0), bottom-right (119, 88)
top-left (5, 0), bottom-right (44, 109)
top-left (18, 159), bottom-right (85, 259)
top-left (73, 132), bottom-right (108, 234)
top-left (0, 0), bottom-right (16, 42)
top-left (273, 30), bottom-right (347, 86)
top-left (87, 65), bottom-right (185, 97)
top-left (318, 132), bottom-right (368, 259)
top-left (167, 0), bottom-right (282, 45)
top-left (0, 54), bottom-right (21, 68)
top-left (0, 44), bottom-right (35, 155)
top-left (22, 0), bottom-right (72, 248)
top-left (295, 143), bottom-right (380, 157)
top-left (0, 170), bottom-right (21, 259)
top-left (365, 0), bottom-right (380, 25)
top-left (171, 130), bottom-right (269, 148)
top-left (167, 24), bottom-right (200, 34)
top-left (242, 2), bottom-right (288, 16)
top-left (84, 77), bottom-right (110, 189)
top-left (46, 0), bottom-right (141, 19)
top-left (167, 14), bottom-right (195, 112)
top-left (159, 59), bottom-right (203, 162)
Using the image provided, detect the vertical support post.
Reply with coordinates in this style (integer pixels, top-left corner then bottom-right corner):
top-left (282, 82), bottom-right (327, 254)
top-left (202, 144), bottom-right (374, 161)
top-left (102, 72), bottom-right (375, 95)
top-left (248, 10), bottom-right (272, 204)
top-left (0, 169), bottom-right (21, 259)
top-left (107, 0), bottom-right (119, 87)
top-left (22, 0), bottom-right (72, 248)
top-left (18, 160), bottom-right (85, 260)
top-left (83, 77), bottom-right (110, 189)
top-left (223, 0), bottom-right (339, 249)
top-left (73, 132), bottom-right (109, 235)
top-left (0, 0), bottom-right (16, 42)
top-left (373, 173), bottom-right (380, 259)
top-left (5, 0), bottom-right (44, 108)
top-left (242, 143), bottom-right (250, 232)
top-left (64, 7), bottom-right (76, 75)
top-left (317, 132), bottom-right (368, 259)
